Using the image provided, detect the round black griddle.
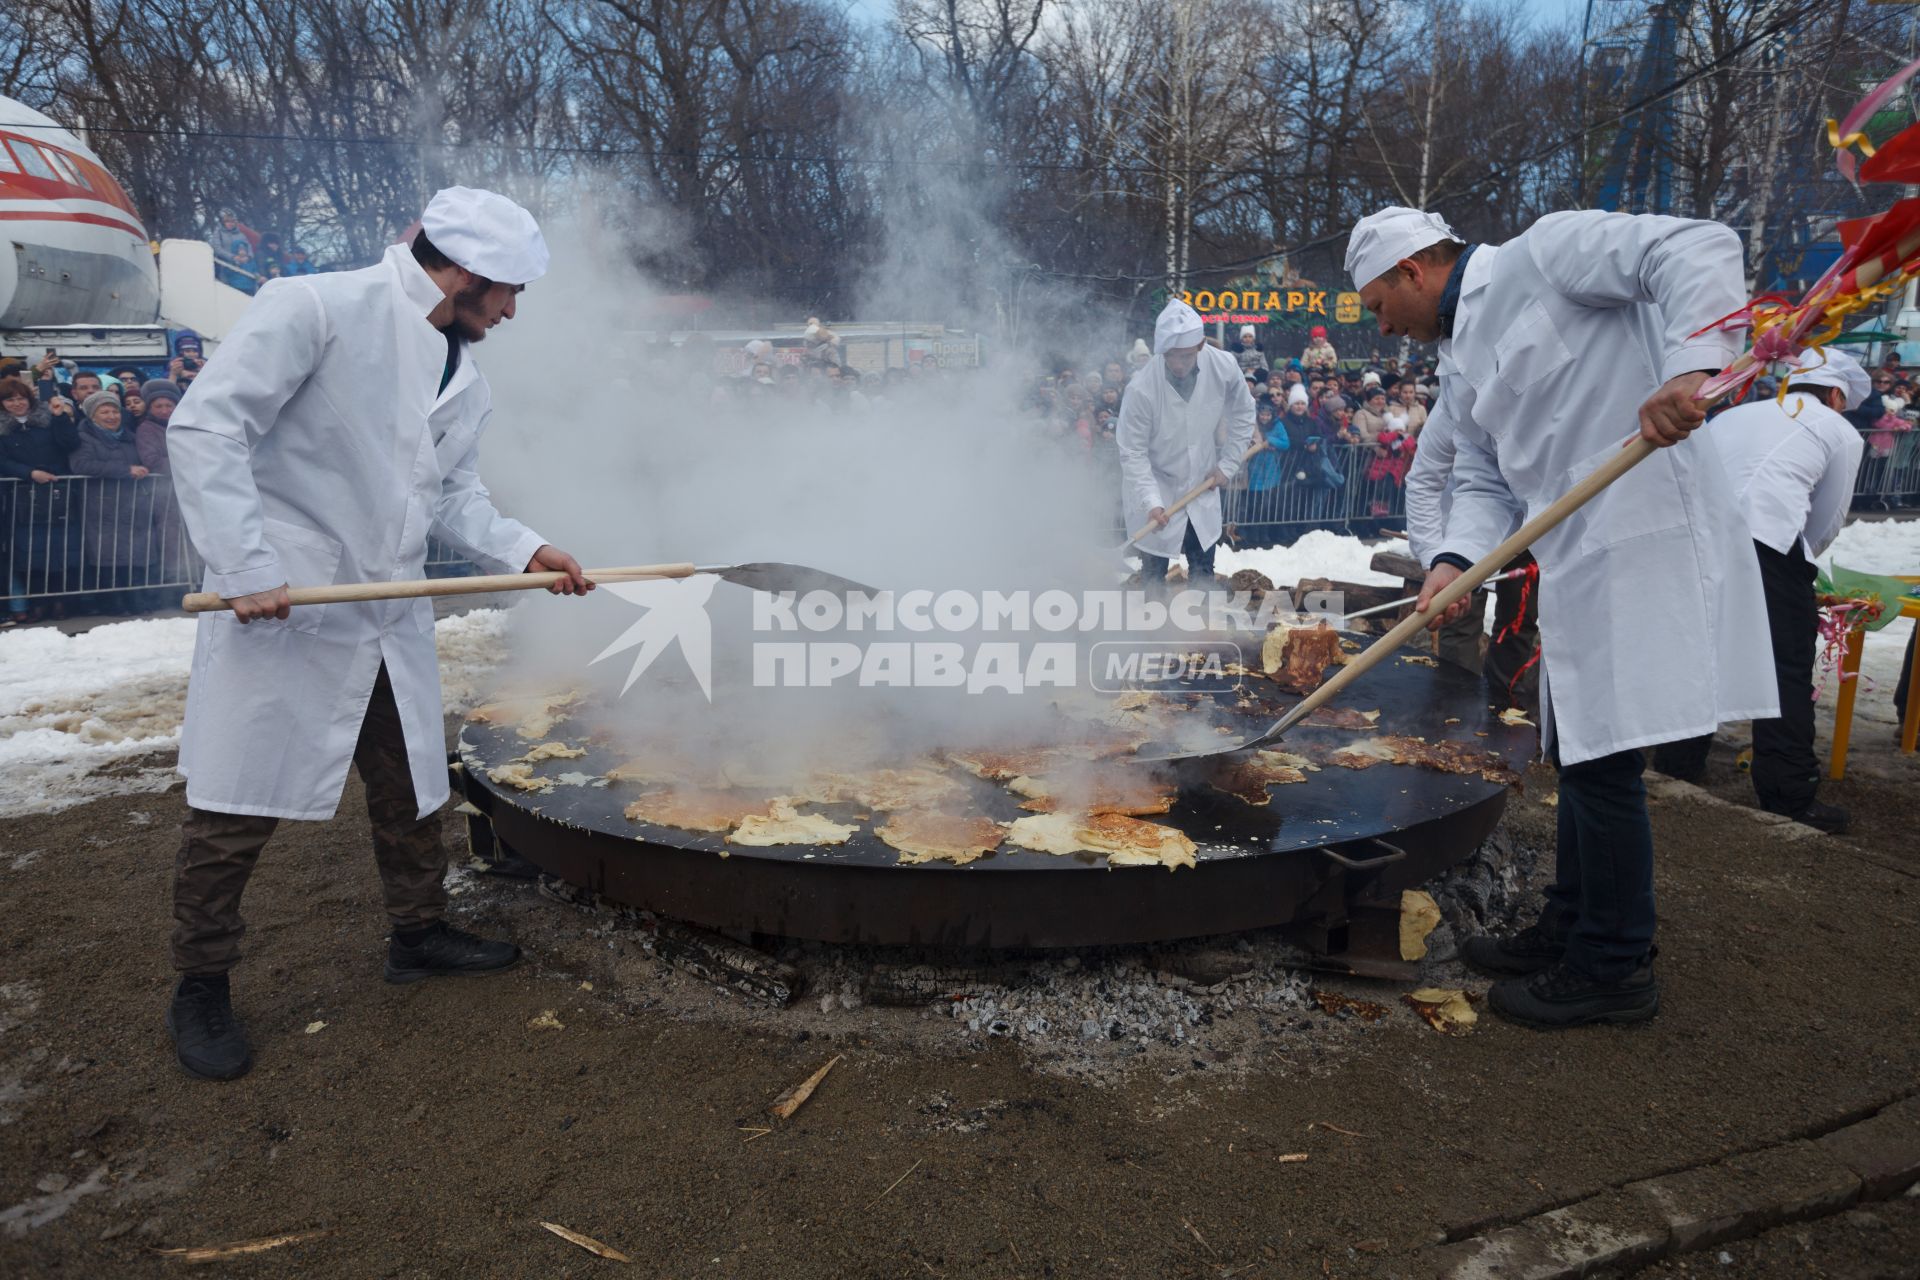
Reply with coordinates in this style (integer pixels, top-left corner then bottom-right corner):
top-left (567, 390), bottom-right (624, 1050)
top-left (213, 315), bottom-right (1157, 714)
top-left (455, 640), bottom-right (1538, 949)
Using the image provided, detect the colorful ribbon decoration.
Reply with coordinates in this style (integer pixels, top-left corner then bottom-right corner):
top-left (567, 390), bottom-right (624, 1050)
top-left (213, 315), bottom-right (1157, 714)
top-left (1692, 72), bottom-right (1920, 404)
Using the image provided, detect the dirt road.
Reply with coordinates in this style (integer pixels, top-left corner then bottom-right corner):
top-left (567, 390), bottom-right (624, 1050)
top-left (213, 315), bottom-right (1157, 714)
top-left (1, 757), bottom-right (1914, 1278)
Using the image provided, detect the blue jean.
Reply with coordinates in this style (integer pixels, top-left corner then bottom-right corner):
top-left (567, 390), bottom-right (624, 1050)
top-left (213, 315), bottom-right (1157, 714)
top-left (1538, 747), bottom-right (1657, 982)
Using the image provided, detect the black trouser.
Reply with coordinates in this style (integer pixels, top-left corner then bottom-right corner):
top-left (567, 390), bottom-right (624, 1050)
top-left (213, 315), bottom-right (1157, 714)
top-left (1898, 624), bottom-right (1916, 726)
top-left (1652, 539), bottom-right (1819, 811)
top-left (1139, 520), bottom-right (1216, 581)
top-left (1540, 743), bottom-right (1657, 983)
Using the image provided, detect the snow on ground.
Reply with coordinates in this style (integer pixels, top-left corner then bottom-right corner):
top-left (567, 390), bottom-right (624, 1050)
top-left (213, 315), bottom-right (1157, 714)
top-left (0, 609), bottom-right (513, 818)
top-left (0, 618), bottom-right (197, 816)
top-left (1215, 530), bottom-right (1408, 590)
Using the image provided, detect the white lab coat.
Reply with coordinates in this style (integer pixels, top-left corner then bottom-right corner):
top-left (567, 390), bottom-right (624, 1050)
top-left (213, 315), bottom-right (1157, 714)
top-left (1116, 346), bottom-right (1257, 558)
top-left (1431, 211), bottom-right (1778, 764)
top-left (1705, 393), bottom-right (1863, 560)
top-left (169, 245), bottom-right (547, 820)
top-left (1402, 392), bottom-right (1496, 567)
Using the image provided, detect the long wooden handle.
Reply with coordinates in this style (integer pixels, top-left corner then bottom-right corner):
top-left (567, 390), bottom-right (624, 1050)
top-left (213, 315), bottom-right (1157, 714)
top-left (180, 562), bottom-right (699, 613)
top-left (1124, 441), bottom-right (1265, 546)
top-left (1270, 437), bottom-right (1659, 739)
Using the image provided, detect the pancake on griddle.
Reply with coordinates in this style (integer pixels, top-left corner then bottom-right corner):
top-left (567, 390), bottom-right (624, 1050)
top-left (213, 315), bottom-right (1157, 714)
top-left (876, 811), bottom-right (1007, 865)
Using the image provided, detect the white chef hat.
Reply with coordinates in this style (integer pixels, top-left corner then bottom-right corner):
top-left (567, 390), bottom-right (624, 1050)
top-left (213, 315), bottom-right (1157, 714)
top-left (1779, 346), bottom-right (1871, 410)
top-left (1345, 206), bottom-right (1460, 290)
top-left (1154, 299), bottom-right (1205, 354)
top-left (420, 186), bottom-right (549, 285)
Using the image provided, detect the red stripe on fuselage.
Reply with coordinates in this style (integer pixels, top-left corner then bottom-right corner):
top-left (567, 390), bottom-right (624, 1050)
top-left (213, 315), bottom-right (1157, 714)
top-left (0, 207), bottom-right (148, 239)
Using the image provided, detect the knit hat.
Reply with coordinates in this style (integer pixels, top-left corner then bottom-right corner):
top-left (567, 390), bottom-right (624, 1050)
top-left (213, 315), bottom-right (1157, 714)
top-left (141, 379), bottom-right (183, 410)
top-left (81, 391), bottom-right (121, 423)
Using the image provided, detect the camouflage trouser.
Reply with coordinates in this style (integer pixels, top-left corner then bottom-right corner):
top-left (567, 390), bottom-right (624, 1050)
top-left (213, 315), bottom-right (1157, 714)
top-left (171, 664), bottom-right (448, 974)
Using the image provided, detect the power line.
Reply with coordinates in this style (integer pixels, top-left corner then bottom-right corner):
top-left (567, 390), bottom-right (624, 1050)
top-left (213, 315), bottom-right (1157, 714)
top-left (0, 116), bottom-right (1416, 185)
top-left (4, 0), bottom-right (1880, 283)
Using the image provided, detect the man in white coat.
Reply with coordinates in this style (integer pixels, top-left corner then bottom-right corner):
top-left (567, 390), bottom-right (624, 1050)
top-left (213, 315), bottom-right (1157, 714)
top-left (1349, 205), bottom-right (1777, 1029)
top-left (164, 187), bottom-right (592, 1081)
top-left (1653, 348), bottom-right (1868, 833)
top-left (1116, 299), bottom-right (1256, 584)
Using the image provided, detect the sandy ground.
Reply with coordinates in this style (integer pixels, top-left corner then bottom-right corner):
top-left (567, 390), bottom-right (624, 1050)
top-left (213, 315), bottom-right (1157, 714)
top-left (0, 734), bottom-right (1915, 1278)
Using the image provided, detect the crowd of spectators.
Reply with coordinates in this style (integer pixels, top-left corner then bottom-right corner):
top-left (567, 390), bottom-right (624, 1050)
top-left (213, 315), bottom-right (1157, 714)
top-left (1844, 355), bottom-right (1920, 508)
top-left (2, 314), bottom-right (1917, 625)
top-left (1025, 323), bottom-right (1442, 541)
top-left (0, 342), bottom-right (201, 623)
top-left (211, 210), bottom-right (320, 295)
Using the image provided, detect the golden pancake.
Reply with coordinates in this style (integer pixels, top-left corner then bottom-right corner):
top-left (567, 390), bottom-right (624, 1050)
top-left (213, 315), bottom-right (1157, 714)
top-left (876, 811), bottom-right (1006, 865)
top-left (1007, 773), bottom-right (1175, 816)
top-left (729, 799), bottom-right (858, 846)
top-left (623, 789), bottom-right (775, 833)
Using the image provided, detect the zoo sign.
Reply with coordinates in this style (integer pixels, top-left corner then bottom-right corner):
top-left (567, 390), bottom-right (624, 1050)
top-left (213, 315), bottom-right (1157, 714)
top-left (1155, 282), bottom-right (1369, 327)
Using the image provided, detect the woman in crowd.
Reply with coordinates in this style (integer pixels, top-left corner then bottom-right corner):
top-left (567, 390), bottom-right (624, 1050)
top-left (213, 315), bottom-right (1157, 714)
top-left (134, 380), bottom-right (187, 581)
top-left (0, 376), bottom-right (82, 620)
top-left (1284, 432), bottom-right (1347, 528)
top-left (134, 380), bottom-right (182, 474)
top-left (68, 390), bottom-right (158, 613)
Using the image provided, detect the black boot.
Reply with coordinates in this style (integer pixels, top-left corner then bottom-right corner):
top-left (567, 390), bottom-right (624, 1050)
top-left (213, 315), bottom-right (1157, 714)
top-left (1461, 924), bottom-right (1563, 977)
top-left (165, 974), bottom-right (252, 1080)
top-left (1769, 798), bottom-right (1850, 835)
top-left (384, 921), bottom-right (520, 984)
top-left (1488, 959), bottom-right (1659, 1030)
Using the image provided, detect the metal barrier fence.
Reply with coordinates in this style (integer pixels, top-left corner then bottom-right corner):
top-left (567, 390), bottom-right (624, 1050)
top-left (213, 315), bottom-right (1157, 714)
top-left (0, 475), bottom-right (470, 612)
top-left (4, 439), bottom-right (1917, 612)
top-left (1854, 429), bottom-right (1920, 511)
top-left (1223, 443), bottom-right (1409, 545)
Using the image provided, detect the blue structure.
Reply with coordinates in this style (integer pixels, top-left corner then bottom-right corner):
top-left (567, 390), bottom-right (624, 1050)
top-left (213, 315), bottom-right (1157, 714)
top-left (1585, 0), bottom-right (1688, 216)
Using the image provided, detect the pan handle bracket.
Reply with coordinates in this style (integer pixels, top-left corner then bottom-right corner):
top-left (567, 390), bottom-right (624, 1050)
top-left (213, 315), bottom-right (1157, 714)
top-left (1316, 838), bottom-right (1406, 872)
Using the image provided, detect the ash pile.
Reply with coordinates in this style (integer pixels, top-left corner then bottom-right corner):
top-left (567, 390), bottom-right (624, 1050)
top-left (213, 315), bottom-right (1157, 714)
top-left (456, 828), bottom-right (1550, 1082)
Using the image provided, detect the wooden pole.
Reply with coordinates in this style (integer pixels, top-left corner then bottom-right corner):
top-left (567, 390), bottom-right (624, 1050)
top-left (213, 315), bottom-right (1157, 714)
top-left (1123, 441), bottom-right (1265, 547)
top-left (1828, 625), bottom-right (1865, 780)
top-left (179, 562), bottom-right (698, 614)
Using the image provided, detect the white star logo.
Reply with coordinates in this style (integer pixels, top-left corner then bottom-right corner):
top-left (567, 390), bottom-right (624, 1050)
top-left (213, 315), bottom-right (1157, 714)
top-left (590, 575), bottom-right (718, 700)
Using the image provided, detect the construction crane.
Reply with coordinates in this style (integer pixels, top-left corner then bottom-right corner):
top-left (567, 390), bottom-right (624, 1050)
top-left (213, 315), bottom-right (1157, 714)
top-left (1583, 0), bottom-right (1691, 215)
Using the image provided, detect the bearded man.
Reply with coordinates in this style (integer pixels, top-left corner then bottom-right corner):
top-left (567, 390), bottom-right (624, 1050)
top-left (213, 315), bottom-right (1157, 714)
top-left (163, 187), bottom-right (593, 1080)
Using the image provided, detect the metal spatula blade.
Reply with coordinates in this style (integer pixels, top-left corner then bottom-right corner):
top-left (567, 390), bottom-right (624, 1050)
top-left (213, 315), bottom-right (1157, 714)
top-left (706, 562), bottom-right (879, 597)
top-left (1131, 702), bottom-right (1310, 763)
